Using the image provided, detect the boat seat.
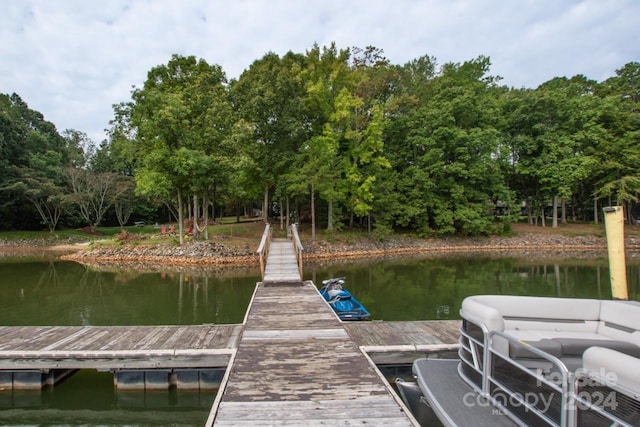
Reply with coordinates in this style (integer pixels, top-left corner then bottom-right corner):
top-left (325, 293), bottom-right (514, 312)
top-left (509, 335), bottom-right (640, 359)
top-left (462, 296), bottom-right (640, 366)
top-left (583, 346), bottom-right (640, 394)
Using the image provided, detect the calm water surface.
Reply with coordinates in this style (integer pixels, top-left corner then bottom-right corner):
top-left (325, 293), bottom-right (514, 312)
top-left (1, 253), bottom-right (639, 425)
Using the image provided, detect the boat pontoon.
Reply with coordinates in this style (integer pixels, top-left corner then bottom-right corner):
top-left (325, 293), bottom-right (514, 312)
top-left (399, 295), bottom-right (640, 427)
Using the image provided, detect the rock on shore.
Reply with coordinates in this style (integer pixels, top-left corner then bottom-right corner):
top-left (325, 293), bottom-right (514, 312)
top-left (57, 230), bottom-right (640, 268)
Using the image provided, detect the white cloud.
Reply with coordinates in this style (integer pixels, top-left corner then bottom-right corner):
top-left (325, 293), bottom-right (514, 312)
top-left (1, 0), bottom-right (638, 144)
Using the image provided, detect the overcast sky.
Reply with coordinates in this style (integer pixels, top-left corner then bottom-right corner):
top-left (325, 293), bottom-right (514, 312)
top-left (1, 0), bottom-right (639, 144)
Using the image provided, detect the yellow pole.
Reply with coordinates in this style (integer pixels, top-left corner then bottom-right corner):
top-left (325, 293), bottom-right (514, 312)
top-left (603, 206), bottom-right (628, 300)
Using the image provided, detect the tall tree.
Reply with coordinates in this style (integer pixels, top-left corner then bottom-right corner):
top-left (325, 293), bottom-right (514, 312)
top-left (230, 51), bottom-right (308, 223)
top-left (66, 168), bottom-right (128, 231)
top-left (128, 54), bottom-right (233, 243)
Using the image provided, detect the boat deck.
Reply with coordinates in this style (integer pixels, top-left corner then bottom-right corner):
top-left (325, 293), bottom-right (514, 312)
top-left (414, 358), bottom-right (517, 427)
top-left (209, 281), bottom-right (416, 426)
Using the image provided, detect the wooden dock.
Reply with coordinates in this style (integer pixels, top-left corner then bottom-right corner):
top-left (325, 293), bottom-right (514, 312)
top-left (0, 324), bottom-right (241, 390)
top-left (209, 281), bottom-right (417, 426)
top-left (0, 325), bottom-right (241, 370)
top-left (345, 320), bottom-right (460, 364)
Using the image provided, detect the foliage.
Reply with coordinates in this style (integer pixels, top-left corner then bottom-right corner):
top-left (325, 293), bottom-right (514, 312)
top-left (2, 49), bottom-right (639, 237)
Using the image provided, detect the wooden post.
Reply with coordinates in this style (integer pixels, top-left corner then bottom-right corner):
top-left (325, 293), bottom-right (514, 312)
top-left (603, 206), bottom-right (628, 300)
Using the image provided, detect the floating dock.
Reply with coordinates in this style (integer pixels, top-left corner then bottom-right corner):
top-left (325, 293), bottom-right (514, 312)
top-left (0, 325), bottom-right (240, 390)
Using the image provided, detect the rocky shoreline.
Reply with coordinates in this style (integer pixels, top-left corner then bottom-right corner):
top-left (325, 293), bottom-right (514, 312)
top-left (3, 225), bottom-right (640, 268)
top-left (54, 231), bottom-right (640, 268)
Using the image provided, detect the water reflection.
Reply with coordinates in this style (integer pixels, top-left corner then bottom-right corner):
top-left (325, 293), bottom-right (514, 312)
top-left (305, 253), bottom-right (640, 321)
top-left (1, 252), bottom-right (639, 426)
top-left (0, 261), bottom-right (259, 326)
top-left (1, 254), bottom-right (639, 325)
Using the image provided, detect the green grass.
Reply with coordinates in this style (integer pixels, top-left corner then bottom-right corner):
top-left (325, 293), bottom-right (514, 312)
top-left (0, 218), bottom-right (267, 246)
top-left (3, 219), bottom-right (627, 247)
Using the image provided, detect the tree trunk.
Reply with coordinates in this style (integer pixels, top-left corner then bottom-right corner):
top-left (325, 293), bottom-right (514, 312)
top-left (286, 196), bottom-right (290, 230)
top-left (262, 185), bottom-right (269, 223)
top-left (541, 206), bottom-right (546, 227)
top-left (203, 193), bottom-right (209, 240)
top-left (177, 188), bottom-right (184, 245)
top-left (327, 199), bottom-right (333, 231)
top-left (552, 195), bottom-right (558, 228)
top-left (192, 195), bottom-right (200, 238)
top-left (280, 198), bottom-right (284, 231)
top-left (561, 197), bottom-right (567, 224)
top-left (311, 182), bottom-right (316, 242)
top-left (594, 198), bottom-right (599, 224)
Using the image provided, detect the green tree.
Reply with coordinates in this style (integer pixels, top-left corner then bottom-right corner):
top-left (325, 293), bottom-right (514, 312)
top-left (0, 93), bottom-right (79, 230)
top-left (128, 54), bottom-right (233, 243)
top-left (391, 56), bottom-right (505, 235)
top-left (230, 51), bottom-right (308, 224)
top-left (591, 63), bottom-right (640, 220)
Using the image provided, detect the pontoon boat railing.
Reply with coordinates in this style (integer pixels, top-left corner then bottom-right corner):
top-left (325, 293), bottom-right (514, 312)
top-left (459, 321), bottom-right (571, 426)
top-left (256, 223), bottom-right (271, 279)
top-left (459, 320), bottom-right (637, 427)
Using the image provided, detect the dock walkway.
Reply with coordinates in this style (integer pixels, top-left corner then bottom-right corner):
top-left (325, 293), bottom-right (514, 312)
top-left (262, 238), bottom-right (301, 283)
top-left (210, 281), bottom-right (415, 426)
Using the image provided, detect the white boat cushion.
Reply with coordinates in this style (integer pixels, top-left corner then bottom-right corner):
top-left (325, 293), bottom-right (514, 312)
top-left (583, 346), bottom-right (640, 394)
top-left (462, 295), bottom-right (601, 332)
top-left (598, 300), bottom-right (640, 346)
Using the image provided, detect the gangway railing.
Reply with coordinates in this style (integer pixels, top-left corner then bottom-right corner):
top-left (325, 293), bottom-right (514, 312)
top-left (256, 223), bottom-right (271, 279)
top-left (289, 223), bottom-right (304, 278)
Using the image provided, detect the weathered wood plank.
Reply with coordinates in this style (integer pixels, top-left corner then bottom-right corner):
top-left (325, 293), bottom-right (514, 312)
top-left (212, 281), bottom-right (414, 426)
top-left (262, 239), bottom-right (301, 283)
top-left (216, 399), bottom-right (407, 419)
top-left (0, 325), bottom-right (242, 370)
top-left (0, 352), bottom-right (232, 370)
top-left (344, 320), bottom-right (461, 347)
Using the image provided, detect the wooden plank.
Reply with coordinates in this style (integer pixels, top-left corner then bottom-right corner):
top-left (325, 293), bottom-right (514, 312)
top-left (215, 399), bottom-right (408, 420)
top-left (0, 353), bottom-right (232, 370)
top-left (212, 281), bottom-right (414, 426)
top-left (0, 325), bottom-right (242, 371)
top-left (241, 329), bottom-right (348, 341)
top-left (262, 239), bottom-right (301, 283)
top-left (344, 320), bottom-right (461, 347)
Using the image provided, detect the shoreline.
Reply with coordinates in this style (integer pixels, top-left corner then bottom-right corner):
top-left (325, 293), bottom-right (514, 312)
top-left (3, 225), bottom-right (640, 268)
top-left (41, 242), bottom-right (640, 268)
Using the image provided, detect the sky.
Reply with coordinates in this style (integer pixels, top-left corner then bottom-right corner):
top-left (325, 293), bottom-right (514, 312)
top-left (1, 0), bottom-right (639, 144)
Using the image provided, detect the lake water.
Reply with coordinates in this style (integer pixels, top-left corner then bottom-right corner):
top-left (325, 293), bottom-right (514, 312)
top-left (1, 252), bottom-right (639, 425)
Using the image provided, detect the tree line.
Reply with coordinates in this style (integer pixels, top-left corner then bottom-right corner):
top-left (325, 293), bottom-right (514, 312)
top-left (1, 44), bottom-right (639, 240)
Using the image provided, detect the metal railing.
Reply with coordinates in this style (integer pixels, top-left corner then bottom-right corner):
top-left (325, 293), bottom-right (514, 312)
top-left (458, 319), bottom-right (638, 427)
top-left (256, 223), bottom-right (271, 280)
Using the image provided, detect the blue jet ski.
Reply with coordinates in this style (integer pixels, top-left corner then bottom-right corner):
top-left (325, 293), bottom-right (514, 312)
top-left (319, 277), bottom-right (371, 321)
